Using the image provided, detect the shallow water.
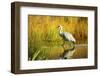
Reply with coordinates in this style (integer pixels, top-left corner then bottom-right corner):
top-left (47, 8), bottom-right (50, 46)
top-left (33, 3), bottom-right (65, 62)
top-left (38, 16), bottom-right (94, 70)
top-left (29, 41), bottom-right (88, 60)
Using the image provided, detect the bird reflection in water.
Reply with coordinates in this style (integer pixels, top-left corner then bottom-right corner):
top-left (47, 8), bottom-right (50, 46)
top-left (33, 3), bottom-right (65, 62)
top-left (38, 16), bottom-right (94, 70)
top-left (57, 25), bottom-right (76, 59)
top-left (60, 44), bottom-right (75, 59)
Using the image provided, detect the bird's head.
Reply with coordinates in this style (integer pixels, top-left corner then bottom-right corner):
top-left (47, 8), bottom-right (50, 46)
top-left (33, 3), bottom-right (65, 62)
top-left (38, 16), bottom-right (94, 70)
top-left (57, 25), bottom-right (63, 31)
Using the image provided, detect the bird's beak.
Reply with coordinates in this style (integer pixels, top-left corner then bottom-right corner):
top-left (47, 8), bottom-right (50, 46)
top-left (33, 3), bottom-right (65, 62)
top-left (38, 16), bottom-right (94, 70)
top-left (57, 26), bottom-right (59, 28)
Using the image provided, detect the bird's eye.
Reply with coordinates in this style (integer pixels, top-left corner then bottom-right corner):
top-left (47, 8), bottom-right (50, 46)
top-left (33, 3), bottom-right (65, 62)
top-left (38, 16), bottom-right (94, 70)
top-left (57, 26), bottom-right (59, 28)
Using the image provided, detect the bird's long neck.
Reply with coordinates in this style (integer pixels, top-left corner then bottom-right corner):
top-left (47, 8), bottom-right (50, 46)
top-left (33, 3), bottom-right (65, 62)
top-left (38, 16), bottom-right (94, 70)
top-left (59, 28), bottom-right (62, 34)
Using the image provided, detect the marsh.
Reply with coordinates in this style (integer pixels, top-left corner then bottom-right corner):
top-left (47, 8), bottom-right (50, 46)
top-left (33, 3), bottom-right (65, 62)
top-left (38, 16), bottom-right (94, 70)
top-left (28, 15), bottom-right (88, 61)
top-left (28, 41), bottom-right (87, 60)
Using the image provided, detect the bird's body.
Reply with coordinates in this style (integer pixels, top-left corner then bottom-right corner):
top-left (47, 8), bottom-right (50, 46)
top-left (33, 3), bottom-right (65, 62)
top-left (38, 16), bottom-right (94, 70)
top-left (57, 25), bottom-right (76, 59)
top-left (59, 32), bottom-right (76, 43)
top-left (57, 25), bottom-right (76, 44)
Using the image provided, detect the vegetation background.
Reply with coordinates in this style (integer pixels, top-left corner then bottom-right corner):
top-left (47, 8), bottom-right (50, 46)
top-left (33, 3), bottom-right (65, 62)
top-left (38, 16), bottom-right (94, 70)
top-left (28, 15), bottom-right (88, 60)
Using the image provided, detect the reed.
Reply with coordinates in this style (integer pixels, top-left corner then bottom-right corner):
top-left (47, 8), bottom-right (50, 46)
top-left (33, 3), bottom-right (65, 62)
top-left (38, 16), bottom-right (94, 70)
top-left (28, 15), bottom-right (88, 60)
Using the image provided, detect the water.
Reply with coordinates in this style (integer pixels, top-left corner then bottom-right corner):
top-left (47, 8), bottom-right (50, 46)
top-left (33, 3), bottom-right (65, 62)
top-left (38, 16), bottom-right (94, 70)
top-left (60, 45), bottom-right (88, 59)
top-left (29, 41), bottom-right (88, 60)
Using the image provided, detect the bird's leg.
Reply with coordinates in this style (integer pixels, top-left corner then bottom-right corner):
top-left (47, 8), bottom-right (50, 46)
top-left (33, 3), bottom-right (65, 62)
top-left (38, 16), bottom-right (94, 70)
top-left (70, 42), bottom-right (75, 50)
top-left (62, 40), bottom-right (65, 46)
top-left (70, 42), bottom-right (73, 47)
top-left (67, 41), bottom-right (71, 48)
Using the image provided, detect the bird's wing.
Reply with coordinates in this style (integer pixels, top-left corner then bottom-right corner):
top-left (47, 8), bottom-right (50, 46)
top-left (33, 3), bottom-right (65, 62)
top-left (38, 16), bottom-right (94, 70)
top-left (64, 32), bottom-right (76, 42)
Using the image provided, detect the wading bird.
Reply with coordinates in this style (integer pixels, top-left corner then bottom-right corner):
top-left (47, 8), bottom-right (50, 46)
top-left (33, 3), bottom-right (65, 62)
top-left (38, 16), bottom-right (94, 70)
top-left (57, 25), bottom-right (76, 47)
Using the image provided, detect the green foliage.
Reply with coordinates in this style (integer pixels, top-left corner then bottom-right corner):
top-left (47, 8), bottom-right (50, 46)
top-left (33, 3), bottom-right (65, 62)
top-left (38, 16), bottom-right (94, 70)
top-left (28, 15), bottom-right (88, 60)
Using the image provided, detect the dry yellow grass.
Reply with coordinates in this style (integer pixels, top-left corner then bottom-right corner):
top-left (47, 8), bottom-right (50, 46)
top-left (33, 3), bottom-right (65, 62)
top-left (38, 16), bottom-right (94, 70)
top-left (28, 15), bottom-right (88, 60)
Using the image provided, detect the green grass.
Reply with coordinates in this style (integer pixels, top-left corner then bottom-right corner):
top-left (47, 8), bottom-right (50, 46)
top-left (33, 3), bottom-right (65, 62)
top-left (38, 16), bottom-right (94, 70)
top-left (28, 15), bottom-right (88, 60)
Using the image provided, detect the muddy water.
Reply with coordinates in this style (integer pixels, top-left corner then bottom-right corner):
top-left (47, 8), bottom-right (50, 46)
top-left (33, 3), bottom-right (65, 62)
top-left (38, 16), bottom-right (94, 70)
top-left (46, 45), bottom-right (88, 59)
top-left (31, 43), bottom-right (88, 60)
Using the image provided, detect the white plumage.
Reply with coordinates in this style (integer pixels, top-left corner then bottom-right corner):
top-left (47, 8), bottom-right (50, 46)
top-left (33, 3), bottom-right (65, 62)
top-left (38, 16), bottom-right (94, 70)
top-left (57, 25), bottom-right (76, 43)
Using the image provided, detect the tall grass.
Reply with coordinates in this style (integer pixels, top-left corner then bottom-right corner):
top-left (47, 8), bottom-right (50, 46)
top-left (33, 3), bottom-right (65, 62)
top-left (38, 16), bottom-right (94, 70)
top-left (28, 15), bottom-right (88, 60)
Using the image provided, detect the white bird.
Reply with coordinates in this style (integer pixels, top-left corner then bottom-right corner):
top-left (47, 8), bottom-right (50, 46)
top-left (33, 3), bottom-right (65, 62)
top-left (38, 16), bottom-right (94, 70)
top-left (57, 25), bottom-right (76, 46)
